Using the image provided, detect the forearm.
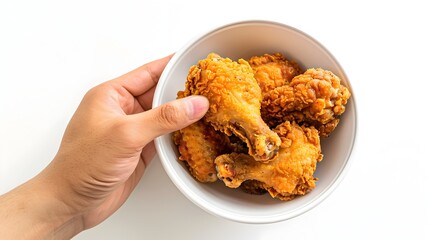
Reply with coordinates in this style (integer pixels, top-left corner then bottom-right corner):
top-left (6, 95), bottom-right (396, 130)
top-left (0, 175), bottom-right (82, 239)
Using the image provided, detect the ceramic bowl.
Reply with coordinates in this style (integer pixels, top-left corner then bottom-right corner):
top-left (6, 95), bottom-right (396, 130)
top-left (153, 20), bottom-right (357, 224)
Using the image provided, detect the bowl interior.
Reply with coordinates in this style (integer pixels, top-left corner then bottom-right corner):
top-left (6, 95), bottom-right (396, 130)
top-left (154, 21), bottom-right (357, 223)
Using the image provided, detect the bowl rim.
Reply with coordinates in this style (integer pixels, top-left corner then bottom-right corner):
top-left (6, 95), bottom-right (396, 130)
top-left (153, 19), bottom-right (358, 224)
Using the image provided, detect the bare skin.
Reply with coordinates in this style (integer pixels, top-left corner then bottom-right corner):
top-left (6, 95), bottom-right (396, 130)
top-left (0, 55), bottom-right (209, 239)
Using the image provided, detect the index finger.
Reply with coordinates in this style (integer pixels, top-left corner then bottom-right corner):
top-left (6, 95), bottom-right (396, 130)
top-left (113, 54), bottom-right (173, 97)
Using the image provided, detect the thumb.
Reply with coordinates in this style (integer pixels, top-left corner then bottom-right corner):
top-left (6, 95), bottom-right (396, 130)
top-left (135, 95), bottom-right (209, 143)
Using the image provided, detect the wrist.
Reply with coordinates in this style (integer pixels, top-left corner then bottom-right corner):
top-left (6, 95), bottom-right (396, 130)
top-left (0, 174), bottom-right (83, 239)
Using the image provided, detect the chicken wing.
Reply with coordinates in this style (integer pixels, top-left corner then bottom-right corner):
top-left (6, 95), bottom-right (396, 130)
top-left (215, 121), bottom-right (323, 201)
top-left (184, 53), bottom-right (281, 161)
top-left (261, 68), bottom-right (351, 137)
top-left (173, 118), bottom-right (231, 183)
top-left (248, 53), bottom-right (302, 95)
top-left (172, 90), bottom-right (231, 182)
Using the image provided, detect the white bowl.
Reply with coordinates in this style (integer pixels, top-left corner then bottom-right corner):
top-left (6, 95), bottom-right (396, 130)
top-left (153, 20), bottom-right (357, 224)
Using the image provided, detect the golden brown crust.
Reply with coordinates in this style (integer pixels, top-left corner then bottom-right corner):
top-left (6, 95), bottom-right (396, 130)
top-left (173, 119), bottom-right (227, 183)
top-left (174, 53), bottom-right (351, 201)
top-left (185, 53), bottom-right (281, 161)
top-left (248, 53), bottom-right (302, 95)
top-left (215, 121), bottom-right (323, 201)
top-left (261, 68), bottom-right (351, 137)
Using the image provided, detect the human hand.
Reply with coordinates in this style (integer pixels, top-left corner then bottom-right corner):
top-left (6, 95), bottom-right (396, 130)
top-left (0, 55), bottom-right (209, 239)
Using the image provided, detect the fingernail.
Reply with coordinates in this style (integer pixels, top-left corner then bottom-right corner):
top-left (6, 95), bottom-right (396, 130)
top-left (184, 96), bottom-right (209, 120)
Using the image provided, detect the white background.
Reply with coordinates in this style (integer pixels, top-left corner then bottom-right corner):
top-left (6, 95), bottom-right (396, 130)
top-left (1, 0), bottom-right (428, 239)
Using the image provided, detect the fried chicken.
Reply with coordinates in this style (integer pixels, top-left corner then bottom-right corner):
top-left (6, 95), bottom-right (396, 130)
top-left (174, 53), bottom-right (351, 201)
top-left (215, 121), bottom-right (323, 201)
top-left (248, 53), bottom-right (302, 95)
top-left (173, 118), bottom-right (253, 183)
top-left (261, 68), bottom-right (351, 137)
top-left (173, 119), bottom-right (228, 182)
top-left (171, 91), bottom-right (228, 182)
top-left (184, 53), bottom-right (281, 161)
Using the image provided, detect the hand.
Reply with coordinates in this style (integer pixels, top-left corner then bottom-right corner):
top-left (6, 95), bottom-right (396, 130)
top-left (0, 55), bottom-right (209, 239)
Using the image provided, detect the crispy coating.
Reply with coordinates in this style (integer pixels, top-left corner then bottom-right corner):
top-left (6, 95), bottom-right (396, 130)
top-left (184, 53), bottom-right (281, 161)
top-left (172, 91), bottom-right (229, 182)
top-left (248, 53), bottom-right (302, 95)
top-left (215, 121), bottom-right (323, 201)
top-left (173, 119), bottom-right (250, 183)
top-left (174, 53), bottom-right (351, 200)
top-left (173, 119), bottom-right (227, 182)
top-left (261, 68), bottom-right (351, 137)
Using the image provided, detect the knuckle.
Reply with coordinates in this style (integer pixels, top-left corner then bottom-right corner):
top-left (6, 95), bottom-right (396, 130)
top-left (157, 103), bottom-right (183, 128)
